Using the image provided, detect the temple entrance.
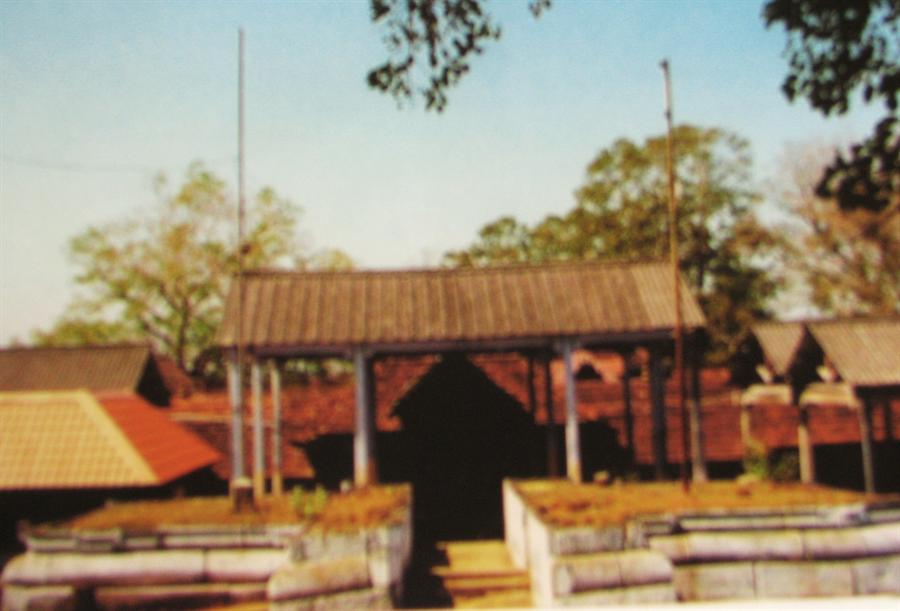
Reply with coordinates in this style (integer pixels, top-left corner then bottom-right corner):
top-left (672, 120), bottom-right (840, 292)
top-left (392, 355), bottom-right (541, 544)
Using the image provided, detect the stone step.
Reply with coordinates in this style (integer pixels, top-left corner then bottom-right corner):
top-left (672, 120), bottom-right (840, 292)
top-left (431, 540), bottom-right (532, 608)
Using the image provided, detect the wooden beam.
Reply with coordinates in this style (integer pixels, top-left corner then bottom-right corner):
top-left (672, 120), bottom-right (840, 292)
top-left (268, 359), bottom-right (283, 496)
top-left (226, 348), bottom-right (245, 480)
top-left (353, 348), bottom-right (376, 486)
top-left (251, 359), bottom-right (266, 499)
top-left (561, 340), bottom-right (582, 483)
top-left (620, 352), bottom-right (636, 471)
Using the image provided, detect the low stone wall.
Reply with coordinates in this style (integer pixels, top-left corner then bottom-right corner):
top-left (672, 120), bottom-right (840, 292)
top-left (2, 495), bottom-right (413, 610)
top-left (504, 480), bottom-right (900, 607)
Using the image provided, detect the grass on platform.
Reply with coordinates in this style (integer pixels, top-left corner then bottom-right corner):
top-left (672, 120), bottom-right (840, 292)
top-left (62, 485), bottom-right (409, 531)
top-left (518, 480), bottom-right (896, 527)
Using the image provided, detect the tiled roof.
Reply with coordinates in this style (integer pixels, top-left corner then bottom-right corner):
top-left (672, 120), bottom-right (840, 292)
top-left (0, 345), bottom-right (153, 393)
top-left (751, 321), bottom-right (805, 376)
top-left (216, 261), bottom-right (705, 352)
top-left (808, 318), bottom-right (900, 387)
top-left (0, 391), bottom-right (220, 490)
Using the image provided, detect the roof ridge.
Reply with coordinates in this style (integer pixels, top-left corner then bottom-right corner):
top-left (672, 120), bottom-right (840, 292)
top-left (0, 342), bottom-right (152, 354)
top-left (242, 257), bottom-right (668, 279)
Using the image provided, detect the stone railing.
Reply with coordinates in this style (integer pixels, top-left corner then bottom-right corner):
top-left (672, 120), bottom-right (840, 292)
top-left (2, 493), bottom-right (413, 610)
top-left (503, 479), bottom-right (900, 607)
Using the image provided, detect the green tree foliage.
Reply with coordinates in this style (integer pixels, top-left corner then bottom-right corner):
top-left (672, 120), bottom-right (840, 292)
top-left (773, 143), bottom-right (900, 315)
top-left (34, 163), bottom-right (301, 373)
top-left (445, 126), bottom-right (781, 363)
top-left (368, 0), bottom-right (550, 111)
top-left (764, 0), bottom-right (899, 214)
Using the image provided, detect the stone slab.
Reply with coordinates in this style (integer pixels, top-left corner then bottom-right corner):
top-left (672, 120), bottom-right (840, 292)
top-left (269, 587), bottom-right (392, 611)
top-left (1, 584), bottom-right (76, 611)
top-left (673, 562), bottom-right (756, 601)
top-left (267, 555), bottom-right (371, 601)
top-left (851, 554), bottom-right (900, 594)
top-left (754, 560), bottom-right (854, 598)
top-left (651, 530), bottom-right (804, 563)
top-left (204, 548), bottom-right (290, 582)
top-left (92, 582), bottom-right (266, 609)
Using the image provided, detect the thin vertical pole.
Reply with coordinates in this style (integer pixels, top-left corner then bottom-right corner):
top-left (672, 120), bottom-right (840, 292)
top-left (689, 335), bottom-right (707, 482)
top-left (562, 340), bottom-right (582, 483)
top-left (269, 359), bottom-right (283, 496)
top-left (797, 404), bottom-right (815, 484)
top-left (661, 58), bottom-right (689, 490)
top-left (251, 359), bottom-right (265, 499)
top-left (230, 27), bottom-right (247, 491)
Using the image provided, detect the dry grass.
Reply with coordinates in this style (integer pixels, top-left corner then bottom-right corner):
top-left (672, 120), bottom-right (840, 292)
top-left (62, 485), bottom-right (409, 531)
top-left (518, 480), bottom-right (896, 528)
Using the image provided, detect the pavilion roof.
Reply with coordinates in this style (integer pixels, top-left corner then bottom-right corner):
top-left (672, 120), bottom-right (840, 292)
top-left (808, 317), bottom-right (900, 387)
top-left (216, 260), bottom-right (705, 356)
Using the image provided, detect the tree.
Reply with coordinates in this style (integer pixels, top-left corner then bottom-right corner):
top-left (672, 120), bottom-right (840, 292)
top-left (368, 0), bottom-right (550, 111)
top-left (764, 0), bottom-right (899, 214)
top-left (446, 126), bottom-right (781, 363)
top-left (773, 142), bottom-right (900, 315)
top-left (34, 163), bottom-right (301, 373)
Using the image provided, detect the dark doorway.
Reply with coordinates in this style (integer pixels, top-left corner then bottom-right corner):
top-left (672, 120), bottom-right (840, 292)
top-left (392, 355), bottom-right (540, 544)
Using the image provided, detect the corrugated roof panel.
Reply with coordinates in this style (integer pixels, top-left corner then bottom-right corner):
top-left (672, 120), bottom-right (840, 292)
top-left (217, 261), bottom-right (706, 351)
top-left (0, 345), bottom-right (151, 393)
top-left (809, 318), bottom-right (900, 387)
top-left (751, 322), bottom-right (806, 376)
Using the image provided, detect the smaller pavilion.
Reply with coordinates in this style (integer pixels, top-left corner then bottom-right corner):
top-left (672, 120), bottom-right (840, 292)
top-left (215, 260), bottom-right (708, 497)
top-left (742, 317), bottom-right (900, 492)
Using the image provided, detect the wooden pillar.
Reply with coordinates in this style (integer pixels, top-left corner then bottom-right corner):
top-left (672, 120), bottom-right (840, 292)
top-left (739, 393), bottom-right (752, 452)
top-left (648, 347), bottom-right (667, 480)
top-left (797, 403), bottom-right (815, 484)
top-left (526, 354), bottom-right (537, 418)
top-left (226, 348), bottom-right (245, 480)
top-left (561, 340), bottom-right (582, 483)
top-left (688, 339), bottom-right (707, 482)
top-left (353, 348), bottom-right (376, 487)
top-left (620, 352), bottom-right (636, 470)
top-left (858, 393), bottom-right (876, 494)
top-left (269, 359), bottom-right (284, 496)
top-left (251, 359), bottom-right (266, 499)
top-left (543, 354), bottom-right (559, 477)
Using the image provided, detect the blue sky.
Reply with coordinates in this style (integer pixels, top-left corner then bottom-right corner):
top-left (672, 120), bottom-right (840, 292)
top-left (0, 0), bottom-right (883, 345)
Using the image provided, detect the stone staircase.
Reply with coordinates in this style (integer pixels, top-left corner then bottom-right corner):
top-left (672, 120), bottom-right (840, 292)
top-left (430, 540), bottom-right (531, 608)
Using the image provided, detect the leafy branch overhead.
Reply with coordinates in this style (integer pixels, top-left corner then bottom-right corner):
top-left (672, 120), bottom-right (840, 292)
top-left (764, 0), bottom-right (899, 213)
top-left (368, 0), bottom-right (550, 111)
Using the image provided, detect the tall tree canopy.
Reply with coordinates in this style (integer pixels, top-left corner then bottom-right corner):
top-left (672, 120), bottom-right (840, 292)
top-left (773, 142), bottom-right (900, 315)
top-left (764, 0), bottom-right (899, 214)
top-left (33, 163), bottom-right (302, 373)
top-left (445, 126), bottom-right (780, 364)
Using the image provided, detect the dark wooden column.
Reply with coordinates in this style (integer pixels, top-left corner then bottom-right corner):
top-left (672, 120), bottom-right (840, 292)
top-left (648, 346), bottom-right (668, 480)
top-left (858, 391), bottom-right (876, 494)
top-left (688, 334), bottom-right (707, 482)
top-left (543, 353), bottom-right (559, 477)
top-left (619, 350), bottom-right (636, 470)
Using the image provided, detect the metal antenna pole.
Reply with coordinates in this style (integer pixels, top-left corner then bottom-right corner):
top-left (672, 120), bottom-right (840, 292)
top-left (660, 59), bottom-right (689, 490)
top-left (230, 28), bottom-right (246, 482)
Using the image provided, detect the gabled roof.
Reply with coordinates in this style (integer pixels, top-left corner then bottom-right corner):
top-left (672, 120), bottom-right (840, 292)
top-left (216, 260), bottom-right (705, 355)
top-left (0, 344), bottom-right (154, 393)
top-left (808, 317), bottom-right (900, 387)
top-left (750, 321), bottom-right (805, 377)
top-left (0, 391), bottom-right (220, 490)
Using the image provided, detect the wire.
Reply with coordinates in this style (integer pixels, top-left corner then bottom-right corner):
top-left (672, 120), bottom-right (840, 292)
top-left (0, 154), bottom-right (235, 174)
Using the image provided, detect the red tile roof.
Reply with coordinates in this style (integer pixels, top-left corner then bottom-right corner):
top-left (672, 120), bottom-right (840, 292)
top-left (216, 261), bottom-right (705, 353)
top-left (0, 391), bottom-right (220, 490)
